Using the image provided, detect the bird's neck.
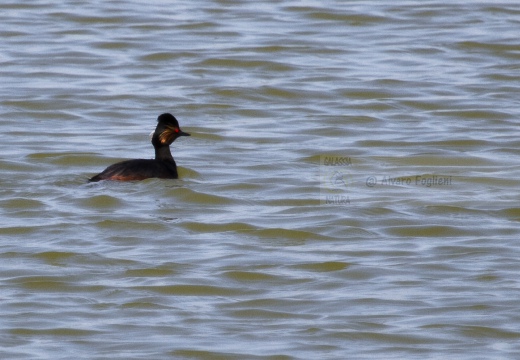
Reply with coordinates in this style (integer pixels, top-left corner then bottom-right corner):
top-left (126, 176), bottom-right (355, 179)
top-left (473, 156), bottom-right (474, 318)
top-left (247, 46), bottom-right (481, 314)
top-left (155, 146), bottom-right (174, 161)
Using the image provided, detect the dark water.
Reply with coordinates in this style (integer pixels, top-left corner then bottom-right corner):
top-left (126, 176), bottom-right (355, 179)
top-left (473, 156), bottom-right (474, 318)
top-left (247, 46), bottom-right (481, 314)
top-left (1, 1), bottom-right (520, 359)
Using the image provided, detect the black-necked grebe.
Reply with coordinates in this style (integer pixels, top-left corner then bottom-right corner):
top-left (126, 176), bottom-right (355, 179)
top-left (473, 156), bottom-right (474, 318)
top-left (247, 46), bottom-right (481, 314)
top-left (89, 113), bottom-right (190, 182)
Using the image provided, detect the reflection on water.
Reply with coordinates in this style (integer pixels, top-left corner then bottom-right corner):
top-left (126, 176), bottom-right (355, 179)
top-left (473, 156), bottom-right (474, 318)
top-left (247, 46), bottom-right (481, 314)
top-left (1, 1), bottom-right (520, 359)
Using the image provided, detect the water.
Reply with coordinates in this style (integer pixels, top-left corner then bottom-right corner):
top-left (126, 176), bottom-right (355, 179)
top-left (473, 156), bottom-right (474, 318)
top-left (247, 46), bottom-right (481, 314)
top-left (1, 1), bottom-right (520, 359)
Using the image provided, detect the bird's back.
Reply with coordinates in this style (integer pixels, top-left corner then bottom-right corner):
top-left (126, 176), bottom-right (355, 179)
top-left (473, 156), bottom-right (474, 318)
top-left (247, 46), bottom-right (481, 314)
top-left (89, 159), bottom-right (178, 182)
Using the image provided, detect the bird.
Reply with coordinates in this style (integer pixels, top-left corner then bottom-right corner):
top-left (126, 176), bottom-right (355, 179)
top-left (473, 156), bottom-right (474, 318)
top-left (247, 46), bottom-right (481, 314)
top-left (89, 113), bottom-right (190, 182)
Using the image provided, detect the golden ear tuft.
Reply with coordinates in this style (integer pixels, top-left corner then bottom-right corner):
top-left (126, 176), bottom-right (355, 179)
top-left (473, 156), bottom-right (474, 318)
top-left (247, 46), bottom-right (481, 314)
top-left (158, 125), bottom-right (178, 144)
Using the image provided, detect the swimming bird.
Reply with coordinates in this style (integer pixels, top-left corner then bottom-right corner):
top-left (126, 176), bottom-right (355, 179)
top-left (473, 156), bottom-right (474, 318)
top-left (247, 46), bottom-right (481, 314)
top-left (89, 113), bottom-right (190, 182)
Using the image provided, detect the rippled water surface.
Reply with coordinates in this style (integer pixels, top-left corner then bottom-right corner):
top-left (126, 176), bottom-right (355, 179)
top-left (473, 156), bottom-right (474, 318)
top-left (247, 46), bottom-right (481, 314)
top-left (2, 1), bottom-right (520, 359)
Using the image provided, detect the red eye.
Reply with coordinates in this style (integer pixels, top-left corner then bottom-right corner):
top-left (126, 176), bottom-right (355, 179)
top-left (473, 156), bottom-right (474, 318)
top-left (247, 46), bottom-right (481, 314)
top-left (174, 128), bottom-right (179, 133)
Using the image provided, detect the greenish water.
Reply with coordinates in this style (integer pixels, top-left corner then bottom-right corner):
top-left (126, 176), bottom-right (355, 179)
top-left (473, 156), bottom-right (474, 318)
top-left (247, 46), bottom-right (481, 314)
top-left (1, 1), bottom-right (520, 359)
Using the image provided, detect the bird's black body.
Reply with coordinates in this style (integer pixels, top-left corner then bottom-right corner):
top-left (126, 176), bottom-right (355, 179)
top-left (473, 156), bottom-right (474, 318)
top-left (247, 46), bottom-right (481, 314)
top-left (89, 113), bottom-right (190, 182)
top-left (88, 158), bottom-right (179, 182)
